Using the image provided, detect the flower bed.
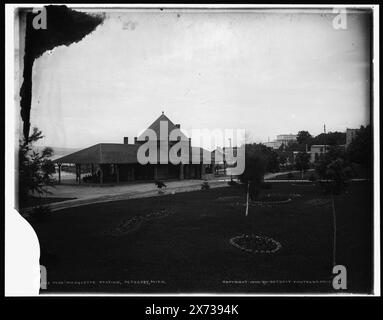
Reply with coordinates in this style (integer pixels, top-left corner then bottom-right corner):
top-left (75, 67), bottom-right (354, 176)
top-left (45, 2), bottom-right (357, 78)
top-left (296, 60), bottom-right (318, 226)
top-left (230, 234), bottom-right (281, 254)
top-left (291, 182), bottom-right (315, 187)
top-left (257, 194), bottom-right (291, 203)
top-left (249, 193), bottom-right (302, 207)
top-left (304, 198), bottom-right (331, 207)
top-left (103, 208), bottom-right (171, 236)
top-left (214, 196), bottom-right (243, 202)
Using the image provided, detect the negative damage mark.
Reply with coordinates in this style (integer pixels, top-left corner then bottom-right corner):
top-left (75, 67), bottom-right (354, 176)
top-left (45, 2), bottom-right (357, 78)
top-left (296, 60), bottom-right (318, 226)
top-left (20, 5), bottom-right (104, 142)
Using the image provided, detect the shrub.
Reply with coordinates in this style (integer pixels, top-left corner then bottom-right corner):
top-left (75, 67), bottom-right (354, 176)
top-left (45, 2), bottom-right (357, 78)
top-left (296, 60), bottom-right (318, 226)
top-left (29, 205), bottom-right (52, 222)
top-left (201, 180), bottom-right (210, 190)
top-left (155, 180), bottom-right (167, 189)
top-left (228, 179), bottom-right (238, 186)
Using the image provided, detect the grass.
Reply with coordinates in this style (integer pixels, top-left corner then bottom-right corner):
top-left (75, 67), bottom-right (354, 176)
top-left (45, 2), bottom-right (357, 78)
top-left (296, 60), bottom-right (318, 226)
top-left (270, 170), bottom-right (316, 180)
top-left (19, 196), bottom-right (76, 209)
top-left (30, 181), bottom-right (373, 294)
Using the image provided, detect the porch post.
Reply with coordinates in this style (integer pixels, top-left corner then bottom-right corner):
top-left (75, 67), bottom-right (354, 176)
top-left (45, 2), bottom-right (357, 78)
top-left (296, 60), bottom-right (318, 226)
top-left (116, 164), bottom-right (120, 183)
top-left (179, 163), bottom-right (184, 180)
top-left (78, 164), bottom-right (82, 184)
top-left (131, 166), bottom-right (135, 180)
top-left (99, 165), bottom-right (104, 184)
top-left (154, 165), bottom-right (158, 180)
top-left (58, 163), bottom-right (62, 184)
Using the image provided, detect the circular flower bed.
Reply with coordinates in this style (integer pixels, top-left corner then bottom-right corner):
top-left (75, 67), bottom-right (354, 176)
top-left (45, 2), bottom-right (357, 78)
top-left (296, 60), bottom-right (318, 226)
top-left (230, 234), bottom-right (281, 254)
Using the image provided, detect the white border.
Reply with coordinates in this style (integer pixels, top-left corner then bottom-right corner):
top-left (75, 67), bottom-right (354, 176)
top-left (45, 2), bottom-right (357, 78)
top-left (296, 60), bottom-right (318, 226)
top-left (4, 3), bottom-right (380, 297)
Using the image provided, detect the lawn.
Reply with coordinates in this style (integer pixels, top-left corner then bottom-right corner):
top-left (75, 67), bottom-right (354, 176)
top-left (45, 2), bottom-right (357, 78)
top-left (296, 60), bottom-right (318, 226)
top-left (19, 196), bottom-right (76, 209)
top-left (272, 165), bottom-right (370, 181)
top-left (270, 170), bottom-right (316, 180)
top-left (29, 181), bottom-right (373, 294)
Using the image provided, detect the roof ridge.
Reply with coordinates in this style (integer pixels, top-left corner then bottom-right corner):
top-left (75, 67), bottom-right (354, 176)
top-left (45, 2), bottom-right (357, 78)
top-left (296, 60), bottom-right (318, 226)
top-left (147, 112), bottom-right (175, 130)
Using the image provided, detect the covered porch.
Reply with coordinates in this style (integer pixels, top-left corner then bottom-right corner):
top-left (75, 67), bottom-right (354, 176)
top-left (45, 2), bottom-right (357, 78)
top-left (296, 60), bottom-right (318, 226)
top-left (55, 162), bottom-right (204, 184)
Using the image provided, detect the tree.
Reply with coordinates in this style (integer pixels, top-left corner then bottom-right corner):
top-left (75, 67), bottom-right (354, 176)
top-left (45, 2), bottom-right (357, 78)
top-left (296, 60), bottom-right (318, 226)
top-left (20, 6), bottom-right (104, 141)
top-left (297, 130), bottom-right (313, 146)
top-left (294, 152), bottom-right (310, 179)
top-left (266, 149), bottom-right (280, 173)
top-left (315, 146), bottom-right (353, 267)
top-left (239, 144), bottom-right (268, 201)
top-left (18, 127), bottom-right (56, 207)
top-left (315, 146), bottom-right (347, 179)
top-left (278, 153), bottom-right (287, 165)
top-left (346, 125), bottom-right (372, 173)
top-left (312, 132), bottom-right (346, 146)
top-left (283, 141), bottom-right (306, 152)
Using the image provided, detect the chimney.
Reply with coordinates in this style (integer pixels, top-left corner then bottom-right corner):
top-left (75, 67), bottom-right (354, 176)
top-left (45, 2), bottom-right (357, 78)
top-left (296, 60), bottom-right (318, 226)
top-left (134, 137), bottom-right (137, 144)
top-left (175, 124), bottom-right (180, 129)
top-left (123, 137), bottom-right (129, 144)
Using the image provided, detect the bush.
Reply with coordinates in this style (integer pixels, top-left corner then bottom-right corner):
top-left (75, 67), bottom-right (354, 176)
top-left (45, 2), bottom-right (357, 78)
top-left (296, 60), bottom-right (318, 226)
top-left (228, 179), bottom-right (238, 186)
top-left (83, 173), bottom-right (98, 183)
top-left (201, 180), bottom-right (210, 190)
top-left (29, 205), bottom-right (52, 222)
top-left (155, 180), bottom-right (167, 189)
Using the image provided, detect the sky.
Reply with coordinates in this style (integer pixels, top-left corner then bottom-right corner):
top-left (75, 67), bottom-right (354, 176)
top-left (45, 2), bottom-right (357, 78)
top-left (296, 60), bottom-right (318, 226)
top-left (27, 8), bottom-right (371, 149)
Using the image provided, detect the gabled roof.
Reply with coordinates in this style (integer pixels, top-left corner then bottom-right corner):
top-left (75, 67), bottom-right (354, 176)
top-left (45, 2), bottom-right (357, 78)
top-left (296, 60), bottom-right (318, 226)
top-left (54, 143), bottom-right (139, 164)
top-left (138, 112), bottom-right (188, 141)
top-left (54, 143), bottom-right (213, 165)
top-left (53, 113), bottom-right (209, 164)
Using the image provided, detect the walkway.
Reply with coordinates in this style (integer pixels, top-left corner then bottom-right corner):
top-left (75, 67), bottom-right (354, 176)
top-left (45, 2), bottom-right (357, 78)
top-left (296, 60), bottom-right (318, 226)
top-left (22, 179), bottom-right (231, 213)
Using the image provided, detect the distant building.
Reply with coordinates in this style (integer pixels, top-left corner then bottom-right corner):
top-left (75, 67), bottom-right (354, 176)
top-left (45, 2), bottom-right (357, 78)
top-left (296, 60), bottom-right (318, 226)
top-left (309, 145), bottom-right (330, 163)
top-left (346, 128), bottom-right (359, 147)
top-left (264, 134), bottom-right (297, 149)
top-left (264, 141), bottom-right (280, 149)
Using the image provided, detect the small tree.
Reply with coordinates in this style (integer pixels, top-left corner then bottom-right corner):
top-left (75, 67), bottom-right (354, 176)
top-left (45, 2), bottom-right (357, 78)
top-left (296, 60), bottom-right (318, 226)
top-left (346, 125), bottom-right (372, 177)
top-left (239, 144), bottom-right (267, 201)
top-left (295, 152), bottom-right (310, 179)
top-left (18, 127), bottom-right (55, 207)
top-left (315, 149), bottom-right (353, 267)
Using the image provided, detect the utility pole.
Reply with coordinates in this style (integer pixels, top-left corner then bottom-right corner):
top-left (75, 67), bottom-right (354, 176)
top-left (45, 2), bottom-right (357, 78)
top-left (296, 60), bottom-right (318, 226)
top-left (228, 138), bottom-right (233, 182)
top-left (323, 124), bottom-right (327, 154)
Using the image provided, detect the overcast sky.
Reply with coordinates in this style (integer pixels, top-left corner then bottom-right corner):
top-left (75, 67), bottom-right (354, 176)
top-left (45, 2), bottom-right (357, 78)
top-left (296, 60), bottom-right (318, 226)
top-left (28, 9), bottom-right (371, 149)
